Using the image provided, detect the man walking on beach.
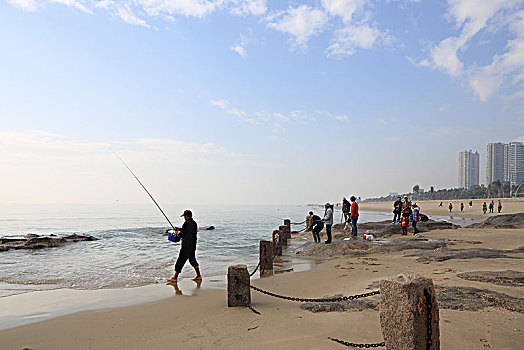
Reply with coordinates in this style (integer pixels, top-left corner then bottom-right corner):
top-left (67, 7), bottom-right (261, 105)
top-left (350, 196), bottom-right (359, 237)
top-left (322, 203), bottom-right (333, 244)
top-left (393, 196), bottom-right (402, 224)
top-left (498, 200), bottom-right (502, 213)
top-left (167, 210), bottom-right (202, 282)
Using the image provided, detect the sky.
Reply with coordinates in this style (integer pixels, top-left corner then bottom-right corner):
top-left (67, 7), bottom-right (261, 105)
top-left (1, 0), bottom-right (524, 205)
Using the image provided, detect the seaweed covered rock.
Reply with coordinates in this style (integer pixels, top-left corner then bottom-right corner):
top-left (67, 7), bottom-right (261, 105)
top-left (469, 213), bottom-right (524, 229)
top-left (0, 234), bottom-right (98, 251)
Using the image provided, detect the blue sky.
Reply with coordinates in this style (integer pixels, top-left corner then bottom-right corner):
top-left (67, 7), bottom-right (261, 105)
top-left (1, 0), bottom-right (524, 204)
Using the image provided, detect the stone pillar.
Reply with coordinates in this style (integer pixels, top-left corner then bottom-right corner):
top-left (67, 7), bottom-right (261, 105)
top-left (259, 240), bottom-right (274, 272)
top-left (227, 265), bottom-right (250, 307)
top-left (379, 273), bottom-right (440, 350)
top-left (284, 219), bottom-right (291, 235)
top-left (272, 230), bottom-right (282, 256)
top-left (279, 225), bottom-right (289, 244)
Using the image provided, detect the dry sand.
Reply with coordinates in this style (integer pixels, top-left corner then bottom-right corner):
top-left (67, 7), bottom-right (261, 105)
top-left (2, 221), bottom-right (523, 349)
top-left (360, 197), bottom-right (524, 221)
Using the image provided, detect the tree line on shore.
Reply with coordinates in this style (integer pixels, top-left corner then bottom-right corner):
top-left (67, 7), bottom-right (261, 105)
top-left (364, 181), bottom-right (520, 202)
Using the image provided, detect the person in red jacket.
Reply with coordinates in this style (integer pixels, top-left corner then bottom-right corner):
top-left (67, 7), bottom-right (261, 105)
top-left (350, 196), bottom-right (359, 237)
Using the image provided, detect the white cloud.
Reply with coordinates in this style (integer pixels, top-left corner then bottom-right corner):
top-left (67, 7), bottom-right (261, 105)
top-left (115, 3), bottom-right (150, 28)
top-left (412, 0), bottom-right (524, 102)
top-left (231, 44), bottom-right (247, 57)
top-left (321, 0), bottom-right (365, 22)
top-left (7, 0), bottom-right (39, 11)
top-left (210, 99), bottom-right (229, 109)
top-left (48, 0), bottom-right (91, 13)
top-left (335, 115), bottom-right (349, 121)
top-left (224, 0), bottom-right (267, 16)
top-left (266, 5), bottom-right (328, 47)
top-left (327, 22), bottom-right (382, 57)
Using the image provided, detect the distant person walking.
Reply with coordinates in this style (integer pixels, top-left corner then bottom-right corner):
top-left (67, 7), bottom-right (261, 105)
top-left (167, 210), bottom-right (202, 283)
top-left (342, 197), bottom-right (351, 226)
top-left (489, 200), bottom-right (494, 213)
top-left (411, 204), bottom-right (420, 235)
top-left (498, 200), bottom-right (502, 213)
top-left (439, 202), bottom-right (443, 207)
top-left (308, 211), bottom-right (323, 243)
top-left (350, 196), bottom-right (359, 237)
top-left (469, 201), bottom-right (473, 210)
top-left (448, 203), bottom-right (453, 213)
top-left (393, 196), bottom-right (402, 224)
top-left (460, 203), bottom-right (464, 212)
top-left (483, 202), bottom-right (487, 214)
top-left (322, 203), bottom-right (334, 244)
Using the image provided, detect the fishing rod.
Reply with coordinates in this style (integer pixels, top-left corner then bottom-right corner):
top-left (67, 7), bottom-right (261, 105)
top-left (112, 150), bottom-right (176, 231)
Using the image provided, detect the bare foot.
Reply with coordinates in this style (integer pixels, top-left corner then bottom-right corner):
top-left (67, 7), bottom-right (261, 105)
top-left (166, 277), bottom-right (177, 282)
top-left (192, 276), bottom-right (202, 281)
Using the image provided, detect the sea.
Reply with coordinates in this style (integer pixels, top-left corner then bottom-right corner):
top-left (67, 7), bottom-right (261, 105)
top-left (0, 203), bottom-right (395, 299)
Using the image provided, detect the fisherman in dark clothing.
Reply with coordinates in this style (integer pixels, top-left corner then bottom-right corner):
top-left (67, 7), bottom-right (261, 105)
top-left (308, 211), bottom-right (323, 243)
top-left (393, 196), bottom-right (402, 223)
top-left (166, 209), bottom-right (202, 282)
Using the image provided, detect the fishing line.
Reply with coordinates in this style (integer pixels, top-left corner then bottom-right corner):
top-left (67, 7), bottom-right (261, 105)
top-left (112, 150), bottom-right (176, 231)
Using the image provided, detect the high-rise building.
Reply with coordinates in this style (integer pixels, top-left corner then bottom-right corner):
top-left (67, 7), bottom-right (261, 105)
top-left (459, 150), bottom-right (480, 189)
top-left (486, 142), bottom-right (505, 185)
top-left (504, 141), bottom-right (524, 187)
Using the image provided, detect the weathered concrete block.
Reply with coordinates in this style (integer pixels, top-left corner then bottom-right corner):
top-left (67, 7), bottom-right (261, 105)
top-left (284, 219), bottom-right (291, 236)
top-left (260, 240), bottom-right (274, 272)
top-left (272, 230), bottom-right (282, 256)
top-left (379, 273), bottom-right (440, 350)
top-left (227, 265), bottom-right (250, 307)
top-left (279, 225), bottom-right (289, 245)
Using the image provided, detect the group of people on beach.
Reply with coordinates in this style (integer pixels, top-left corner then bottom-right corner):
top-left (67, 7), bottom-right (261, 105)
top-left (440, 200), bottom-right (502, 214)
top-left (307, 196), bottom-right (359, 244)
top-left (393, 196), bottom-right (420, 235)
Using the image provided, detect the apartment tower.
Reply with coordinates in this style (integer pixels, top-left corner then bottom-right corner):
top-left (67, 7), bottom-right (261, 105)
top-left (459, 150), bottom-right (480, 189)
top-left (486, 142), bottom-right (505, 185)
top-left (504, 141), bottom-right (524, 187)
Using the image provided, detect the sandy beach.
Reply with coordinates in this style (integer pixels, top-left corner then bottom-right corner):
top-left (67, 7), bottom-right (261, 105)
top-left (1, 205), bottom-right (523, 349)
top-left (360, 198), bottom-right (524, 221)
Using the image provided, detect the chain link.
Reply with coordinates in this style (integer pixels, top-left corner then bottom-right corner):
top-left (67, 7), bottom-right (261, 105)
top-left (236, 277), bottom-right (380, 303)
top-left (329, 337), bottom-right (385, 348)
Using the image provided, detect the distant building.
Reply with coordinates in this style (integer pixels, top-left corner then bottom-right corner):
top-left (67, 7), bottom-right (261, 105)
top-left (504, 141), bottom-right (524, 187)
top-left (389, 192), bottom-right (398, 197)
top-left (486, 142), bottom-right (505, 185)
top-left (458, 150), bottom-right (480, 189)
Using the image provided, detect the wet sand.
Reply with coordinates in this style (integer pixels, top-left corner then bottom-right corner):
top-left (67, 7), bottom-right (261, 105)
top-left (1, 221), bottom-right (523, 349)
top-left (360, 198), bottom-right (524, 221)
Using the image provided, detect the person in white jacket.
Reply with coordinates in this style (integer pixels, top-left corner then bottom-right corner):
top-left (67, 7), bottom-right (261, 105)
top-left (322, 202), bottom-right (334, 244)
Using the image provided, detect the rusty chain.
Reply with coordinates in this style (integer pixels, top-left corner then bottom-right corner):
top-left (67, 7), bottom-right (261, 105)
top-left (329, 337), bottom-right (385, 348)
top-left (249, 246), bottom-right (268, 277)
top-left (235, 277), bottom-right (379, 303)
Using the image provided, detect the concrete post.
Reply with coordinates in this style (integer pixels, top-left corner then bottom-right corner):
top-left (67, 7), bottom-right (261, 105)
top-left (227, 265), bottom-right (250, 307)
top-left (379, 273), bottom-right (440, 350)
top-left (272, 230), bottom-right (282, 256)
top-left (259, 240), bottom-right (274, 272)
top-left (284, 219), bottom-right (291, 236)
top-left (279, 225), bottom-right (289, 244)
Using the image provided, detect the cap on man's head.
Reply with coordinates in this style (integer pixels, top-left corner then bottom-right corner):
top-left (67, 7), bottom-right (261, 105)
top-left (325, 202), bottom-right (331, 207)
top-left (181, 209), bottom-right (192, 218)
